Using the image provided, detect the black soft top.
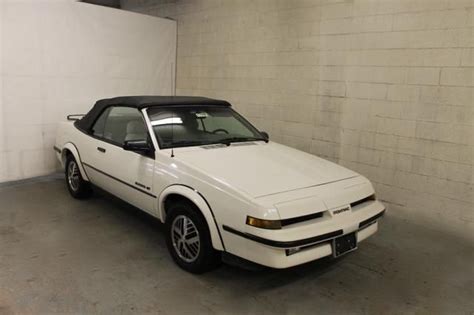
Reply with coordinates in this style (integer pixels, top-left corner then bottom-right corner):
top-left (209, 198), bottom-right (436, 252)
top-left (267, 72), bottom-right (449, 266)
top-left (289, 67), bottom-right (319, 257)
top-left (75, 96), bottom-right (231, 132)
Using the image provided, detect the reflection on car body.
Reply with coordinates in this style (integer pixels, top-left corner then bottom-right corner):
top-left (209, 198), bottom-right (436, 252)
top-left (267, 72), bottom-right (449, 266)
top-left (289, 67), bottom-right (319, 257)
top-left (55, 96), bottom-right (385, 273)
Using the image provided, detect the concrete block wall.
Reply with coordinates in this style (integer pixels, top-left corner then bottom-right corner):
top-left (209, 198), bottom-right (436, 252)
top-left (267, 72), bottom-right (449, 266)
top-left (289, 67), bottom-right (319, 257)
top-left (122, 0), bottom-right (474, 238)
top-left (0, 1), bottom-right (176, 182)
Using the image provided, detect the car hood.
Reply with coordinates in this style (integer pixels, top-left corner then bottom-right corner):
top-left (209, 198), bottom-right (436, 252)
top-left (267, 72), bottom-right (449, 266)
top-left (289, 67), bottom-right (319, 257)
top-left (173, 142), bottom-right (359, 198)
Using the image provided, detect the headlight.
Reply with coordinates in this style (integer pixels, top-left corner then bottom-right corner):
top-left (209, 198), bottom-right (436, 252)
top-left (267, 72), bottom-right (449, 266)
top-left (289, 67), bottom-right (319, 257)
top-left (246, 216), bottom-right (282, 229)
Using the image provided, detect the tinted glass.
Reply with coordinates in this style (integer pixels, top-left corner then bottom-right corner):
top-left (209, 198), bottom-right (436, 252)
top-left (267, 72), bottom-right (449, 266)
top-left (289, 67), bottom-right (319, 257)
top-left (147, 106), bottom-right (265, 149)
top-left (92, 107), bottom-right (110, 138)
top-left (92, 106), bottom-right (147, 146)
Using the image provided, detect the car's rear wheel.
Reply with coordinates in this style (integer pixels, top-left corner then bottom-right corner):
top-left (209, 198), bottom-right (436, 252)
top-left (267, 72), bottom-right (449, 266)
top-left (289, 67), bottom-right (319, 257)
top-left (65, 155), bottom-right (91, 199)
top-left (165, 200), bottom-right (221, 273)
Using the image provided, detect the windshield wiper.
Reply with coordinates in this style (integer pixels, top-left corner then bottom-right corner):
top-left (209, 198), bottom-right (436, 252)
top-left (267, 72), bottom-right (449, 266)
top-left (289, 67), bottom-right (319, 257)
top-left (166, 137), bottom-right (267, 149)
top-left (218, 136), bottom-right (268, 146)
top-left (167, 140), bottom-right (210, 148)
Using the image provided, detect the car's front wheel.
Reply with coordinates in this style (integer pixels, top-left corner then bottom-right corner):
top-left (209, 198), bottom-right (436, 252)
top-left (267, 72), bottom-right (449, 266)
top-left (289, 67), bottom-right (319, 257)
top-left (65, 155), bottom-right (91, 199)
top-left (165, 200), bottom-right (221, 273)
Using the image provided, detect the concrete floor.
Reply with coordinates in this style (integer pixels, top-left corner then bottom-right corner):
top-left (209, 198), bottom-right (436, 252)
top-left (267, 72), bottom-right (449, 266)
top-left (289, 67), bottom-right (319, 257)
top-left (0, 176), bottom-right (472, 315)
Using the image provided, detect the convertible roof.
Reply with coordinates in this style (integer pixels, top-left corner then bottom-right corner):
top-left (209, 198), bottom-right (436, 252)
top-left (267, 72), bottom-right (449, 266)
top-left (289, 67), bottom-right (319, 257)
top-left (75, 96), bottom-right (231, 132)
top-left (94, 96), bottom-right (231, 109)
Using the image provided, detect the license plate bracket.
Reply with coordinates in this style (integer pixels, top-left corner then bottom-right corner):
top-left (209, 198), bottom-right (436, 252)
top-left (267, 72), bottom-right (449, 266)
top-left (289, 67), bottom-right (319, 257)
top-left (332, 232), bottom-right (357, 257)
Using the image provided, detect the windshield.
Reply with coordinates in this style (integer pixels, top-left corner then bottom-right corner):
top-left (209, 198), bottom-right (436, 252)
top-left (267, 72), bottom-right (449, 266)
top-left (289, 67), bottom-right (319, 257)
top-left (147, 106), bottom-right (266, 149)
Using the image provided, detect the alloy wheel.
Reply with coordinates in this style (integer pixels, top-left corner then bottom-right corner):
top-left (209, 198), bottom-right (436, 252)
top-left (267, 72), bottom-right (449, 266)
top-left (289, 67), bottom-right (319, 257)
top-left (171, 215), bottom-right (201, 263)
top-left (67, 161), bottom-right (80, 192)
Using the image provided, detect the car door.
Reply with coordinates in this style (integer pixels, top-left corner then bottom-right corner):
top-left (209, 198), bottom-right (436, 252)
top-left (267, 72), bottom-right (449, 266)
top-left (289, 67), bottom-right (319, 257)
top-left (83, 106), bottom-right (156, 214)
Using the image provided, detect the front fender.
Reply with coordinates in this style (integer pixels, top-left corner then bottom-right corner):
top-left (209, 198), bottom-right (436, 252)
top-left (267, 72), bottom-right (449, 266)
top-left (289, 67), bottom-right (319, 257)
top-left (61, 143), bottom-right (90, 181)
top-left (158, 185), bottom-right (225, 251)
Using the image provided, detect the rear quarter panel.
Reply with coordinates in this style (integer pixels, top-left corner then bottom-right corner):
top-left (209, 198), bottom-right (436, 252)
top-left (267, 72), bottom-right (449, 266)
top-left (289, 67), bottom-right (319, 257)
top-left (55, 121), bottom-right (91, 180)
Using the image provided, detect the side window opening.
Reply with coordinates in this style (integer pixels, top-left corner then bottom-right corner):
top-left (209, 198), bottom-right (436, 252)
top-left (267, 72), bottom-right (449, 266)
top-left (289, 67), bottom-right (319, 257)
top-left (92, 107), bottom-right (111, 138)
top-left (91, 106), bottom-right (148, 146)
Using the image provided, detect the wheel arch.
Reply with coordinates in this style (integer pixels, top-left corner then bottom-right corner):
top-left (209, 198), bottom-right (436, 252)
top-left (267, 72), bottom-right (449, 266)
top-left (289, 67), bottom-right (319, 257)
top-left (61, 143), bottom-right (90, 181)
top-left (159, 185), bottom-right (225, 251)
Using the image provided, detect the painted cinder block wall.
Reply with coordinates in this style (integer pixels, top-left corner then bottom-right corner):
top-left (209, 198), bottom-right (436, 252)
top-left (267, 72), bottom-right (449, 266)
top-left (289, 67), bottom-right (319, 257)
top-left (122, 0), bottom-right (474, 238)
top-left (0, 1), bottom-right (176, 183)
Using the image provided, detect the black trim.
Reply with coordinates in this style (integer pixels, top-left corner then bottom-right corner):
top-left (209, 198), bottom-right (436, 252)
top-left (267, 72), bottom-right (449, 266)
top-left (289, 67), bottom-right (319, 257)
top-left (351, 194), bottom-right (376, 208)
top-left (75, 122), bottom-right (155, 160)
top-left (169, 184), bottom-right (226, 252)
top-left (358, 210), bottom-right (385, 229)
top-left (196, 190), bottom-right (227, 252)
top-left (53, 146), bottom-right (61, 153)
top-left (280, 212), bottom-right (324, 227)
top-left (224, 209), bottom-right (386, 249)
top-left (135, 182), bottom-right (150, 190)
top-left (76, 96), bottom-right (231, 134)
top-left (82, 162), bottom-right (156, 199)
top-left (222, 225), bottom-right (343, 248)
top-left (146, 106), bottom-right (264, 150)
top-left (68, 142), bottom-right (90, 180)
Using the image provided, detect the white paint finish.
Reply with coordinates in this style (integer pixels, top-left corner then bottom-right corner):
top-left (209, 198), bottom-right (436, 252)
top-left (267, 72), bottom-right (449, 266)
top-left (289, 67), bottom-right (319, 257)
top-left (0, 1), bottom-right (176, 182)
top-left (83, 135), bottom-right (156, 214)
top-left (357, 221), bottom-right (378, 242)
top-left (173, 142), bottom-right (358, 198)
top-left (54, 104), bottom-right (384, 268)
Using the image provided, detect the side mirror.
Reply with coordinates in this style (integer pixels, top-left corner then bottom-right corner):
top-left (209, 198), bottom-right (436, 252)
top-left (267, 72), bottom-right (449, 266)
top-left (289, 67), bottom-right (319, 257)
top-left (123, 140), bottom-right (151, 153)
top-left (260, 131), bottom-right (269, 141)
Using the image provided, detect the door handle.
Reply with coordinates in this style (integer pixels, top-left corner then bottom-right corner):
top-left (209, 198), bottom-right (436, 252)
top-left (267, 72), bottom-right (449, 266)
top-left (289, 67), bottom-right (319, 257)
top-left (97, 147), bottom-right (106, 153)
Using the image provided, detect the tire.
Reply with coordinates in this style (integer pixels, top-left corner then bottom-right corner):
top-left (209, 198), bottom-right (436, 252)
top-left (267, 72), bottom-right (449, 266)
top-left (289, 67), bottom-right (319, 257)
top-left (165, 200), bottom-right (221, 273)
top-left (65, 154), bottom-right (91, 199)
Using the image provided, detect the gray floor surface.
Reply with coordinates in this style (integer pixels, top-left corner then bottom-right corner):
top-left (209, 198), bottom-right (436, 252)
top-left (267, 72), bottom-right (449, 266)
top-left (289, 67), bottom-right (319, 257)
top-left (0, 176), bottom-right (472, 314)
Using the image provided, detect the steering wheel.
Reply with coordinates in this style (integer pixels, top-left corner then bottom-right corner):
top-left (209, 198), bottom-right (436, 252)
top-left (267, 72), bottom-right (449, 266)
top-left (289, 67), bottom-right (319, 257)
top-left (211, 128), bottom-right (229, 134)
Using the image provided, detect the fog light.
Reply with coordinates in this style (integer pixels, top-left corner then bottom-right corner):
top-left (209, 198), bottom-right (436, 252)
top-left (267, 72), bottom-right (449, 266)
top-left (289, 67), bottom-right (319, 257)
top-left (286, 247), bottom-right (301, 256)
top-left (246, 216), bottom-right (282, 229)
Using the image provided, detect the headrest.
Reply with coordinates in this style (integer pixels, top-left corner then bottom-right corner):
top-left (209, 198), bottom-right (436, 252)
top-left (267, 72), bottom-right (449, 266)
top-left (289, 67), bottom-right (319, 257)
top-left (127, 120), bottom-right (146, 134)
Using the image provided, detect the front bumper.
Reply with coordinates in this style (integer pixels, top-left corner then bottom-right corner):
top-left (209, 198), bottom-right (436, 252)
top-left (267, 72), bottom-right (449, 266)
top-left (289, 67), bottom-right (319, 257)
top-left (222, 205), bottom-right (385, 269)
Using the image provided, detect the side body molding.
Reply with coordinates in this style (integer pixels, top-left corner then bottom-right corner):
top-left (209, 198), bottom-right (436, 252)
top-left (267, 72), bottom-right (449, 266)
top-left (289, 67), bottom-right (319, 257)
top-left (61, 143), bottom-right (90, 181)
top-left (158, 185), bottom-right (225, 251)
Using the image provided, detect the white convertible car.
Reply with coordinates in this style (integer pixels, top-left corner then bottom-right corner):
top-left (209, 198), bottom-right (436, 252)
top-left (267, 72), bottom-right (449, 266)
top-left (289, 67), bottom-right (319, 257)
top-left (54, 96), bottom-right (385, 273)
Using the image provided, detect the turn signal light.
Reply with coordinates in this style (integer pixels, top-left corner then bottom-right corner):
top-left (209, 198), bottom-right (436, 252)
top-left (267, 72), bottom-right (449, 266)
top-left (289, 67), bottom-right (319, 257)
top-left (246, 216), bottom-right (282, 229)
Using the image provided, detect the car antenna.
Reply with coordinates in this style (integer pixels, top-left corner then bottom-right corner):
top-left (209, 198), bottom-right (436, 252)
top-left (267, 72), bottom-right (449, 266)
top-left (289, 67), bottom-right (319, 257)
top-left (170, 110), bottom-right (175, 158)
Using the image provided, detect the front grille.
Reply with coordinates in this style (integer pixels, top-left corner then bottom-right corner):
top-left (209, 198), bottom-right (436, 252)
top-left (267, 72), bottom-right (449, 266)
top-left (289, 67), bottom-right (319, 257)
top-left (281, 211), bottom-right (324, 227)
top-left (280, 194), bottom-right (375, 228)
top-left (351, 194), bottom-right (376, 208)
